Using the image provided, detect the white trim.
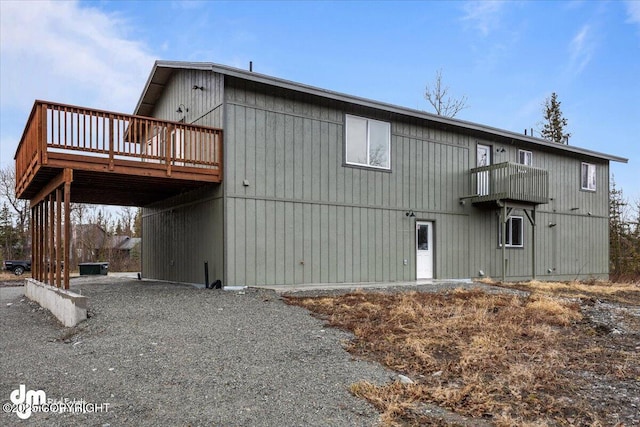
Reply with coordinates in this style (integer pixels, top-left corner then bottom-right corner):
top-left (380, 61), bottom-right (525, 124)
top-left (518, 149), bottom-right (533, 166)
top-left (345, 114), bottom-right (391, 170)
top-left (499, 216), bottom-right (524, 248)
top-left (581, 162), bottom-right (596, 191)
top-left (416, 221), bottom-right (434, 279)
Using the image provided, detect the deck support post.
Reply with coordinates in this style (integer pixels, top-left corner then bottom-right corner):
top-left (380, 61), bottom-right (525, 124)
top-left (56, 187), bottom-right (62, 288)
top-left (63, 170), bottom-right (72, 289)
top-left (532, 207), bottom-right (536, 280)
top-left (501, 203), bottom-right (507, 282)
top-left (48, 194), bottom-right (55, 286)
top-left (29, 169), bottom-right (73, 289)
top-left (524, 207), bottom-right (537, 280)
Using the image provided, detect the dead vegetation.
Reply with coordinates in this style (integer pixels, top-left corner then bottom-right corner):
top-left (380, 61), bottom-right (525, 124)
top-left (285, 283), bottom-right (640, 426)
top-left (494, 279), bottom-right (640, 306)
top-left (0, 271), bottom-right (28, 284)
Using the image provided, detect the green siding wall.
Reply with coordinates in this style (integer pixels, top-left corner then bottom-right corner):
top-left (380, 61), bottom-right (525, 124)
top-left (152, 69), bottom-right (224, 128)
top-left (223, 78), bottom-right (472, 286)
top-left (142, 70), bottom-right (225, 284)
top-left (467, 141), bottom-right (609, 281)
top-left (143, 71), bottom-right (611, 286)
top-left (142, 186), bottom-right (224, 285)
top-left (225, 199), bottom-right (469, 285)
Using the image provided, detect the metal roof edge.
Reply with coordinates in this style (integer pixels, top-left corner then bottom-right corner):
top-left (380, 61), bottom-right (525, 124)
top-left (133, 60), bottom-right (160, 115)
top-left (136, 61), bottom-right (628, 164)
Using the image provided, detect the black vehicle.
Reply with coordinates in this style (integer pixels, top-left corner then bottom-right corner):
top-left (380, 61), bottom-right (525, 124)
top-left (3, 260), bottom-right (32, 276)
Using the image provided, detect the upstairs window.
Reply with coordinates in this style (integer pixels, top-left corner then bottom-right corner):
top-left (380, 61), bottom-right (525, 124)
top-left (345, 115), bottom-right (391, 170)
top-left (499, 216), bottom-right (524, 248)
top-left (518, 149), bottom-right (532, 166)
top-left (581, 162), bottom-right (596, 191)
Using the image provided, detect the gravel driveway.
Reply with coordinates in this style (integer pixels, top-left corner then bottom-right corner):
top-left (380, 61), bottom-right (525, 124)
top-left (1, 277), bottom-right (392, 426)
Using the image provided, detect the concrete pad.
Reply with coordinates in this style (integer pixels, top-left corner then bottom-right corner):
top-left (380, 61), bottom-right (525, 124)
top-left (252, 278), bottom-right (473, 294)
top-left (25, 279), bottom-right (88, 327)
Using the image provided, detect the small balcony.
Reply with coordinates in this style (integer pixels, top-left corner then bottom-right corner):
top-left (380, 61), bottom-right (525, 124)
top-left (469, 162), bottom-right (549, 206)
top-left (15, 101), bottom-right (223, 206)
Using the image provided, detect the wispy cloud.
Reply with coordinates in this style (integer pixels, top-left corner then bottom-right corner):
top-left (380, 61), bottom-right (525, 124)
top-left (567, 24), bottom-right (594, 76)
top-left (626, 0), bottom-right (640, 21)
top-left (626, 0), bottom-right (640, 27)
top-left (461, 0), bottom-right (506, 36)
top-left (0, 0), bottom-right (155, 112)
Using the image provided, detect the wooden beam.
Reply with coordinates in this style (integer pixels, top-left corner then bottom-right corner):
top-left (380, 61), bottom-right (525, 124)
top-left (64, 179), bottom-right (71, 290)
top-left (38, 202), bottom-right (44, 282)
top-left (31, 206), bottom-right (37, 280)
top-left (56, 187), bottom-right (62, 288)
top-left (48, 194), bottom-right (55, 286)
top-left (30, 169), bottom-right (74, 208)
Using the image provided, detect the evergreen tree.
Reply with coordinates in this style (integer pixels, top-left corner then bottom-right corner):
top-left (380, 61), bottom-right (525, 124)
top-left (540, 92), bottom-right (571, 144)
top-left (609, 179), bottom-right (626, 275)
top-left (609, 178), bottom-right (640, 279)
top-left (133, 208), bottom-right (142, 238)
top-left (0, 203), bottom-right (17, 260)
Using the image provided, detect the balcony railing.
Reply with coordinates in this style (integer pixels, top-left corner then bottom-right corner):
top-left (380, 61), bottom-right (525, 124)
top-left (15, 101), bottom-right (223, 198)
top-left (470, 162), bottom-right (549, 205)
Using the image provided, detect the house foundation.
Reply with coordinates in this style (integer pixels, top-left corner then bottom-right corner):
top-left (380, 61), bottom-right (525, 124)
top-left (24, 278), bottom-right (88, 327)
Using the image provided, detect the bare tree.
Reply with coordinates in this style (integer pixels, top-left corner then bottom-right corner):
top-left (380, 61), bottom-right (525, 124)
top-left (424, 69), bottom-right (469, 118)
top-left (118, 207), bottom-right (136, 235)
top-left (0, 165), bottom-right (29, 258)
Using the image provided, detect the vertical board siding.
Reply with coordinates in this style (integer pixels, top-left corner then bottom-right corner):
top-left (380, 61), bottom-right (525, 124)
top-left (142, 186), bottom-right (223, 285)
top-left (153, 69), bottom-right (224, 128)
top-left (225, 198), bottom-right (472, 285)
top-left (143, 69), bottom-right (225, 285)
top-left (144, 71), bottom-right (611, 286)
top-left (222, 78), bottom-right (525, 285)
top-left (467, 207), bottom-right (609, 281)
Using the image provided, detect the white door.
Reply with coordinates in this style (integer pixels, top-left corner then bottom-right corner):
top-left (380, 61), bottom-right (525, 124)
top-left (416, 221), bottom-right (433, 279)
top-left (477, 144), bottom-right (491, 196)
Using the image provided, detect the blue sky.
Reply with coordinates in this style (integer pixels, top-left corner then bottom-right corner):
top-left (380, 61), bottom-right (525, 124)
top-left (1, 0), bottom-right (639, 204)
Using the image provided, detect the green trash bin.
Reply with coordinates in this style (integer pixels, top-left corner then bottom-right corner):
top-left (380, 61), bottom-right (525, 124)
top-left (78, 262), bottom-right (109, 275)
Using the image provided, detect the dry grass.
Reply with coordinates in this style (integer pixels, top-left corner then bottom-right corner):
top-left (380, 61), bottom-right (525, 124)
top-left (285, 287), bottom-right (639, 426)
top-left (0, 271), bottom-right (29, 282)
top-left (494, 279), bottom-right (640, 305)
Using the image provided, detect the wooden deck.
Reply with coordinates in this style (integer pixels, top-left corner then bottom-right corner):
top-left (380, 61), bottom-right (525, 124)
top-left (15, 101), bottom-right (223, 206)
top-left (470, 162), bottom-right (549, 207)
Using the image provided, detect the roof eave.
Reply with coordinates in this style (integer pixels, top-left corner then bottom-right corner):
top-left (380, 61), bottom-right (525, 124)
top-left (133, 61), bottom-right (628, 164)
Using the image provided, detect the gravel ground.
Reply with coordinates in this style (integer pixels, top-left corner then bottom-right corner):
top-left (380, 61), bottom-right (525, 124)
top-left (1, 277), bottom-right (395, 426)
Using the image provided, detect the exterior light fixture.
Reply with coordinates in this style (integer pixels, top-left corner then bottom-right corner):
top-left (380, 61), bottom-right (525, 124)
top-left (176, 104), bottom-right (188, 114)
top-left (405, 211), bottom-right (415, 217)
top-left (192, 85), bottom-right (204, 90)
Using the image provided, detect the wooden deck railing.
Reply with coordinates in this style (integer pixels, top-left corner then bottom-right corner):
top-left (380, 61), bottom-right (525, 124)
top-left (15, 101), bottom-right (223, 195)
top-left (470, 162), bottom-right (549, 205)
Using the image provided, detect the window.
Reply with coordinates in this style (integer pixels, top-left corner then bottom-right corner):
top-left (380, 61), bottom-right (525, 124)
top-left (518, 150), bottom-right (532, 166)
top-left (345, 114), bottom-right (391, 169)
top-left (499, 216), bottom-right (524, 248)
top-left (581, 162), bottom-right (596, 191)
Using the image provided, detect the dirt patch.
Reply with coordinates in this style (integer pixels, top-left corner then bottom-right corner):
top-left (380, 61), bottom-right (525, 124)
top-left (285, 285), bottom-right (640, 426)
